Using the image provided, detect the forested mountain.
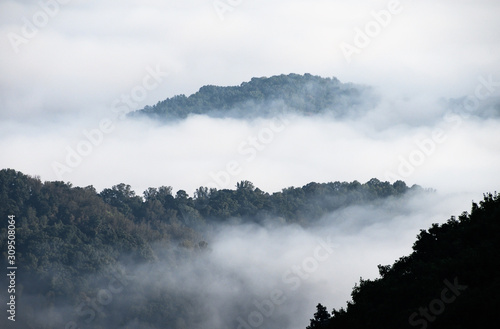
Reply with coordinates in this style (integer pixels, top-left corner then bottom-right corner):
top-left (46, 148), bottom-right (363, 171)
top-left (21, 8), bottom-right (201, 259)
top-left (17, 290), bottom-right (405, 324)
top-left (132, 73), bottom-right (374, 120)
top-left (0, 169), bottom-right (415, 328)
top-left (307, 192), bottom-right (500, 329)
top-left (446, 95), bottom-right (500, 119)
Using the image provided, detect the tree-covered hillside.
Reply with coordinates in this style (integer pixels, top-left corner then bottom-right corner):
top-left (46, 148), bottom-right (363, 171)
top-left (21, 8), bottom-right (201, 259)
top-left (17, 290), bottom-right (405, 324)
top-left (0, 169), bottom-right (414, 328)
top-left (307, 192), bottom-right (500, 329)
top-left (132, 73), bottom-right (374, 120)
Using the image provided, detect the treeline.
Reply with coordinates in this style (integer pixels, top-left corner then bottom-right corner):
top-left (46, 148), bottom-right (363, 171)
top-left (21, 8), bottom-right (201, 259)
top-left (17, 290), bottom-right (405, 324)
top-left (0, 169), bottom-right (418, 240)
top-left (0, 168), bottom-right (416, 328)
top-left (132, 73), bottom-right (374, 120)
top-left (307, 192), bottom-right (500, 329)
top-left (0, 169), bottom-right (201, 328)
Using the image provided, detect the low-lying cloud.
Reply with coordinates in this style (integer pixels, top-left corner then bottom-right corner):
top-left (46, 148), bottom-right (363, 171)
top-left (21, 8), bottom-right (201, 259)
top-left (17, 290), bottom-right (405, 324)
top-left (2, 188), bottom-right (480, 329)
top-left (2, 86), bottom-right (497, 328)
top-left (0, 90), bottom-right (498, 198)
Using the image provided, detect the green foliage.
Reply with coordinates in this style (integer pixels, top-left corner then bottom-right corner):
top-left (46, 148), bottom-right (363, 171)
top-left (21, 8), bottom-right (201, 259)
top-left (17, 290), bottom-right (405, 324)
top-left (0, 169), bottom-right (415, 328)
top-left (0, 169), bottom-right (200, 328)
top-left (132, 73), bottom-right (374, 120)
top-left (315, 192), bottom-right (500, 329)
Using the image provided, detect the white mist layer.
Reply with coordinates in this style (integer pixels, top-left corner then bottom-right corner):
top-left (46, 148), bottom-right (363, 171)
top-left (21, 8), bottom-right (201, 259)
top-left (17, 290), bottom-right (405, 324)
top-left (110, 190), bottom-right (476, 329)
top-left (0, 106), bottom-right (498, 197)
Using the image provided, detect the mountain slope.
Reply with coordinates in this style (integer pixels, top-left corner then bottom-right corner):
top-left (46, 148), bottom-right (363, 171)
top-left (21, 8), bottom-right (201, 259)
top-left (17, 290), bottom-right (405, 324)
top-left (307, 192), bottom-right (500, 329)
top-left (0, 169), bottom-right (416, 328)
top-left (132, 73), bottom-right (374, 120)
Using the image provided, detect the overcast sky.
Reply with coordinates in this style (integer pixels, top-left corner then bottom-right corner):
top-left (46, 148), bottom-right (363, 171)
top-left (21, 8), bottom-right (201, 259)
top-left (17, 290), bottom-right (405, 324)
top-left (1, 0), bottom-right (499, 118)
top-left (0, 0), bottom-right (499, 195)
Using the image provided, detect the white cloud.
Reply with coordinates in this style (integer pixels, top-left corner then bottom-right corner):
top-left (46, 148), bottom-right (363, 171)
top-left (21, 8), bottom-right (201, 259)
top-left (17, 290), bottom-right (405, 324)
top-left (1, 0), bottom-right (499, 119)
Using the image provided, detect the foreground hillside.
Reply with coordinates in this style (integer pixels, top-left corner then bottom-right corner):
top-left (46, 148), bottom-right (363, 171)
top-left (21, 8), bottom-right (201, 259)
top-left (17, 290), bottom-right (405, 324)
top-left (307, 191), bottom-right (500, 329)
top-left (0, 169), bottom-right (414, 328)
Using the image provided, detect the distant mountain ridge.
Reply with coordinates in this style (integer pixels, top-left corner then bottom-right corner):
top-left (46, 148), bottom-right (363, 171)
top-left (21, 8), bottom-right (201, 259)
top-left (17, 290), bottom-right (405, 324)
top-left (131, 73), bottom-right (375, 120)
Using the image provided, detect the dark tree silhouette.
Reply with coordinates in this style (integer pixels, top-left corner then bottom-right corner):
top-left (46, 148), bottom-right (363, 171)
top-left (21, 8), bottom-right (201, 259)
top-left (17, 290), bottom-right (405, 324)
top-left (307, 303), bottom-right (331, 329)
top-left (308, 192), bottom-right (500, 329)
